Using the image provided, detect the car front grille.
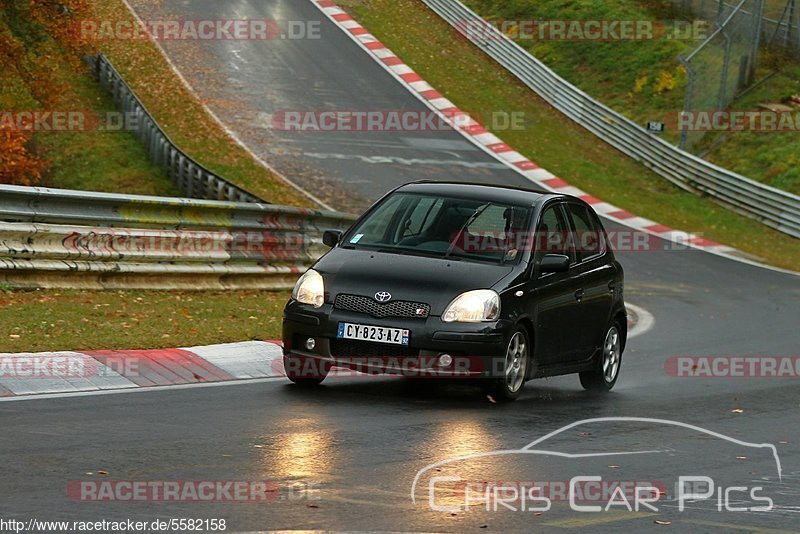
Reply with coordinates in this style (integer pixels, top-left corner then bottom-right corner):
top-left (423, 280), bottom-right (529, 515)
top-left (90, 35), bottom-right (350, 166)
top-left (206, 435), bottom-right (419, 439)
top-left (330, 339), bottom-right (419, 359)
top-left (334, 294), bottom-right (430, 319)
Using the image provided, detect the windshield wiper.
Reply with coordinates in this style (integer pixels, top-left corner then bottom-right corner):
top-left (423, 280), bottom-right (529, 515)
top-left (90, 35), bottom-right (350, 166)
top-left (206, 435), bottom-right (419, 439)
top-left (444, 203), bottom-right (491, 259)
top-left (373, 247), bottom-right (456, 260)
top-left (374, 247), bottom-right (409, 255)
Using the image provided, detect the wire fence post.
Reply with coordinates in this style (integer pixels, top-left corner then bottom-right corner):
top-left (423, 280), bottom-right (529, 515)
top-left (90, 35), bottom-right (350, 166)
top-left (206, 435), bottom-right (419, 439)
top-left (718, 27), bottom-right (732, 109)
top-left (678, 56), bottom-right (694, 150)
top-left (749, 0), bottom-right (765, 84)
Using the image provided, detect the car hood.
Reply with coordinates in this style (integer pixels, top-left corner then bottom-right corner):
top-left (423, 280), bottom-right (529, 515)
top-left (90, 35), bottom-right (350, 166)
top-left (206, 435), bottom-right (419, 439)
top-left (315, 248), bottom-right (518, 315)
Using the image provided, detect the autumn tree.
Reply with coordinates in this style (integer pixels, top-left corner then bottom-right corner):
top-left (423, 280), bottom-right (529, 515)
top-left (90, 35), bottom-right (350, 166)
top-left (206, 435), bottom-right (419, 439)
top-left (0, 126), bottom-right (48, 186)
top-left (28, 0), bottom-right (93, 52)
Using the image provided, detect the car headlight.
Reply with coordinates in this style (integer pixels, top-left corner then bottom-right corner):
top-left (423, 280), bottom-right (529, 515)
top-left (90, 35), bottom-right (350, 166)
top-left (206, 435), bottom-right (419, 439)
top-left (292, 269), bottom-right (325, 308)
top-left (442, 289), bottom-right (500, 323)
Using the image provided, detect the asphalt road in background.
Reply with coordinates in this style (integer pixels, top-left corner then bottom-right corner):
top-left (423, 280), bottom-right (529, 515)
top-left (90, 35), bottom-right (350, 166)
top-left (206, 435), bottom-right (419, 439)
top-left (1, 0), bottom-right (798, 532)
top-left (124, 0), bottom-right (526, 212)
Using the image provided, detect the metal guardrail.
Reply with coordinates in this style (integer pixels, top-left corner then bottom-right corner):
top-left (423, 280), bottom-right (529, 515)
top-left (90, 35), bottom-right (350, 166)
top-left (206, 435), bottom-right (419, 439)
top-left (0, 184), bottom-right (355, 289)
top-left (422, 0), bottom-right (800, 239)
top-left (94, 53), bottom-right (262, 203)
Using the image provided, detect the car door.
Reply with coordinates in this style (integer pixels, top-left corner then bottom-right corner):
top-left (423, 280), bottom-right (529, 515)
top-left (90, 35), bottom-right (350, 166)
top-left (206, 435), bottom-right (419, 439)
top-left (564, 202), bottom-right (616, 361)
top-left (528, 202), bottom-right (584, 366)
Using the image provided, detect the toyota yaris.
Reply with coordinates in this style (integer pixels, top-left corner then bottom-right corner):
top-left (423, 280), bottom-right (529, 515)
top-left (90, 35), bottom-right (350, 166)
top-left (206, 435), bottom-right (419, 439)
top-left (282, 182), bottom-right (626, 401)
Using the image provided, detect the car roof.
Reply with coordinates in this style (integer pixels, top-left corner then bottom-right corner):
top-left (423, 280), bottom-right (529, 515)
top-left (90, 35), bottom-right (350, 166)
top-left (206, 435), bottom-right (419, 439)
top-left (396, 181), bottom-right (554, 206)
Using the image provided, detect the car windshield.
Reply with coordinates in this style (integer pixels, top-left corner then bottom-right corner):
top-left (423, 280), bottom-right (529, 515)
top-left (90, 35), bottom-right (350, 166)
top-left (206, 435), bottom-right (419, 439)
top-left (343, 192), bottom-right (531, 264)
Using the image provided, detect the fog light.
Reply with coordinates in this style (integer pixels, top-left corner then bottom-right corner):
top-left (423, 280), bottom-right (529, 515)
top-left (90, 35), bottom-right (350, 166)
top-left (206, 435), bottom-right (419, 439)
top-left (438, 354), bottom-right (453, 367)
top-left (305, 337), bottom-right (316, 350)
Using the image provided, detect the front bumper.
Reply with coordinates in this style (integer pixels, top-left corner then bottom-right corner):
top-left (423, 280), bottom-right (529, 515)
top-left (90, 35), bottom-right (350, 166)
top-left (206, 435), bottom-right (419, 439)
top-left (282, 300), bottom-right (513, 379)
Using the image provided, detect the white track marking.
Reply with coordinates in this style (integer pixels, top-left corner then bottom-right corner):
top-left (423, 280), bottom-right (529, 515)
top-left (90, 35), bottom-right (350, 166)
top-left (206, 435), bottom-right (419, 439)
top-left (0, 376), bottom-right (285, 403)
top-left (626, 303), bottom-right (655, 339)
top-left (185, 341), bottom-right (284, 379)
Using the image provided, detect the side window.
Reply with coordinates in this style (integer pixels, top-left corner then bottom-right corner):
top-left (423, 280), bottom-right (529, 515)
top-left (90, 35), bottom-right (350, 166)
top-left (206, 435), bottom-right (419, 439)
top-left (566, 204), bottom-right (605, 262)
top-left (535, 204), bottom-right (573, 267)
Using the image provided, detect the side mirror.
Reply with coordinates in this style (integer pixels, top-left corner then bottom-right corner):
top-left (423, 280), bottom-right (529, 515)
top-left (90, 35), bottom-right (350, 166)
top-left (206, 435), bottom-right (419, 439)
top-left (322, 230), bottom-right (343, 248)
top-left (539, 254), bottom-right (570, 273)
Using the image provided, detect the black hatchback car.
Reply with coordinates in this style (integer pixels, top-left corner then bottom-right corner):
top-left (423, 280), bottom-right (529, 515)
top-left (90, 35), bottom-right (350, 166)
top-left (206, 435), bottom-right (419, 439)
top-left (282, 182), bottom-right (626, 401)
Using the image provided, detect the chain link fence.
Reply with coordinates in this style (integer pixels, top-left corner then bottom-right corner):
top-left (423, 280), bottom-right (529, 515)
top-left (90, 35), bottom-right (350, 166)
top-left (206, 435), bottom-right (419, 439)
top-left (674, 0), bottom-right (798, 50)
top-left (675, 0), bottom-right (766, 149)
top-left (763, 0), bottom-right (800, 49)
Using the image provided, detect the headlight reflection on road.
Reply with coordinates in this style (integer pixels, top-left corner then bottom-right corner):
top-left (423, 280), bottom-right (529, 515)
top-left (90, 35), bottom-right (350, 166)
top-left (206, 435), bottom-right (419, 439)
top-left (267, 428), bottom-right (335, 481)
top-left (429, 419), bottom-right (500, 460)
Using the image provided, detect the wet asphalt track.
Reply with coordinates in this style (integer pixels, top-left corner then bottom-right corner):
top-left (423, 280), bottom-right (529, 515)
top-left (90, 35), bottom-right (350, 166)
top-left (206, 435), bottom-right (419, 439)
top-left (1, 0), bottom-right (799, 532)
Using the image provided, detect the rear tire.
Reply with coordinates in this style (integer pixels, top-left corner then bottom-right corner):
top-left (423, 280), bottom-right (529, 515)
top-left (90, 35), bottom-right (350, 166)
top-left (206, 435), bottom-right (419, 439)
top-left (579, 321), bottom-right (623, 391)
top-left (485, 326), bottom-right (530, 402)
top-left (284, 354), bottom-right (330, 386)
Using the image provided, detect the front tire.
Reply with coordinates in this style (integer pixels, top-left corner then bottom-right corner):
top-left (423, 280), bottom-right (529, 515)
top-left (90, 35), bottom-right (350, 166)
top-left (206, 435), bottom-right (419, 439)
top-left (284, 354), bottom-right (330, 386)
top-left (486, 326), bottom-right (530, 402)
top-left (580, 322), bottom-right (623, 391)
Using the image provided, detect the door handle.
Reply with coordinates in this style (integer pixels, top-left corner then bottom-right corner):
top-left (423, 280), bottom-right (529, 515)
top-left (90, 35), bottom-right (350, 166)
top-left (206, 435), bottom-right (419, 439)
top-left (574, 289), bottom-right (585, 302)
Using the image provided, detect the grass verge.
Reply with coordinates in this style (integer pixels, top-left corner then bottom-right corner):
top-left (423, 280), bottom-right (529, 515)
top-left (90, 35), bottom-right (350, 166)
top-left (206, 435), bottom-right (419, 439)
top-left (0, 289), bottom-right (289, 353)
top-left (337, 0), bottom-right (800, 271)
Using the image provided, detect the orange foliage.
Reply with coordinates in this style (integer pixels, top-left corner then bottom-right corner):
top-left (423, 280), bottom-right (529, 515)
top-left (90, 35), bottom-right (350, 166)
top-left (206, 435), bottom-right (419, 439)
top-left (0, 32), bottom-right (24, 71)
top-left (28, 0), bottom-right (93, 52)
top-left (0, 126), bottom-right (48, 186)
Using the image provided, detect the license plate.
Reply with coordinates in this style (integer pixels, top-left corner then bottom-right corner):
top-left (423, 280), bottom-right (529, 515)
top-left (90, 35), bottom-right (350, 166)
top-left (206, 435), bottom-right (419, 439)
top-left (337, 323), bottom-right (409, 345)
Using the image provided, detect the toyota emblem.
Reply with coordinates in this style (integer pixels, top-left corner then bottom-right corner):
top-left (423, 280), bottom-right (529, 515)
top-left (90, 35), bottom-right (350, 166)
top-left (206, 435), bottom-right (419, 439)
top-left (375, 291), bottom-right (392, 303)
